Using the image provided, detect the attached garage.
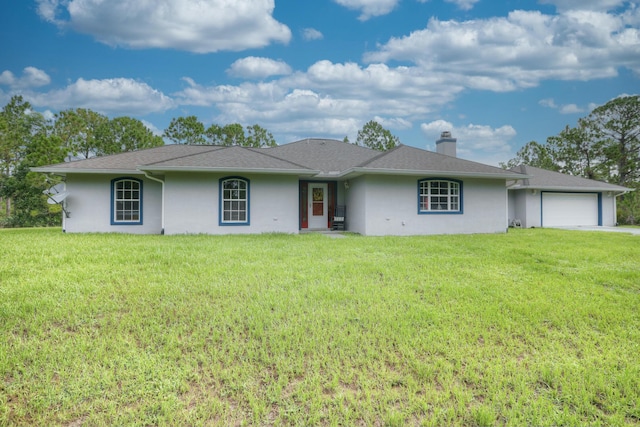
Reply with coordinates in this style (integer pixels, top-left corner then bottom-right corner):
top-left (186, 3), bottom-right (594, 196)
top-left (541, 192), bottom-right (600, 227)
top-left (508, 165), bottom-right (630, 229)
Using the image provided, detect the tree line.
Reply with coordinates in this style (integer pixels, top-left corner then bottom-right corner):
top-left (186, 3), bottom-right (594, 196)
top-left (0, 97), bottom-right (283, 227)
top-left (3, 93), bottom-right (635, 227)
top-left (501, 95), bottom-right (640, 224)
top-left (162, 116), bottom-right (400, 150)
top-left (0, 96), bottom-right (401, 228)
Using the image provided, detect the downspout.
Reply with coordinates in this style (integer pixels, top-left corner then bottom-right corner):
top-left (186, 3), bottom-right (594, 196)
top-left (505, 179), bottom-right (521, 231)
top-left (143, 171), bottom-right (165, 235)
top-left (614, 189), bottom-right (632, 226)
top-left (505, 186), bottom-right (509, 232)
top-left (61, 180), bottom-right (67, 232)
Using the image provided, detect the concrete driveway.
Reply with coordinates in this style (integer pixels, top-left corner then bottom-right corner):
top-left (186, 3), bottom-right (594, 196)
top-left (551, 226), bottom-right (640, 235)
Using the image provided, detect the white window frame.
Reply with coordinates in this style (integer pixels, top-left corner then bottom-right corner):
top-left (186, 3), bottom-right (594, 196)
top-left (219, 177), bottom-right (250, 226)
top-left (418, 179), bottom-right (462, 214)
top-left (111, 177), bottom-right (143, 225)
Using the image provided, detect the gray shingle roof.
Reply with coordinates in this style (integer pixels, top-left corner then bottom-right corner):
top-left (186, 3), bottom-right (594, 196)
top-left (31, 145), bottom-right (221, 174)
top-left (31, 139), bottom-right (527, 180)
top-left (268, 138), bottom-right (380, 175)
top-left (509, 165), bottom-right (630, 192)
top-left (142, 145), bottom-right (315, 174)
top-left (353, 145), bottom-right (525, 178)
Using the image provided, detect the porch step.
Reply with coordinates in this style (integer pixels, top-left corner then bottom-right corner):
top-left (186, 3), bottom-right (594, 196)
top-left (300, 229), bottom-right (346, 237)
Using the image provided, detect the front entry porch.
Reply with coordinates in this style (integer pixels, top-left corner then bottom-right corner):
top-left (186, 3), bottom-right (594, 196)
top-left (299, 181), bottom-right (340, 231)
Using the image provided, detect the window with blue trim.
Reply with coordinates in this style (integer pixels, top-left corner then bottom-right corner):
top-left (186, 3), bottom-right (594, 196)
top-left (111, 178), bottom-right (142, 224)
top-left (220, 177), bottom-right (249, 225)
top-left (419, 179), bottom-right (462, 213)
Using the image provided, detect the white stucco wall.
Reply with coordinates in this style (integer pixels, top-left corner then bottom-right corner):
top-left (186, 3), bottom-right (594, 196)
top-left (601, 193), bottom-right (617, 226)
top-left (344, 177), bottom-right (367, 235)
top-left (63, 174), bottom-right (163, 234)
top-left (163, 172), bottom-right (299, 235)
top-left (349, 175), bottom-right (508, 236)
top-left (508, 191), bottom-right (515, 222)
top-left (509, 190), bottom-right (536, 227)
top-left (61, 172), bottom-right (528, 236)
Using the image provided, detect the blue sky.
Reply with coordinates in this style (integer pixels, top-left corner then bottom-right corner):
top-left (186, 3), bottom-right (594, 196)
top-left (1, 0), bottom-right (638, 165)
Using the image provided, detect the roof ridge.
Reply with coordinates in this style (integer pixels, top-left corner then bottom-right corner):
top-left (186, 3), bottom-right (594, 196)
top-left (245, 147), bottom-right (315, 170)
top-left (141, 145), bottom-right (225, 166)
top-left (355, 146), bottom-right (396, 167)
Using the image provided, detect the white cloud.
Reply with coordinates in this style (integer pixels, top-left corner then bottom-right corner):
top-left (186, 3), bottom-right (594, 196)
top-left (540, 0), bottom-right (627, 12)
top-left (0, 67), bottom-right (51, 89)
top-left (420, 119), bottom-right (516, 163)
top-left (22, 3), bottom-right (629, 147)
top-left (418, 0), bottom-right (479, 11)
top-left (42, 110), bottom-right (56, 121)
top-left (227, 57), bottom-right (292, 79)
top-left (36, 0), bottom-right (58, 21)
top-left (445, 0), bottom-right (479, 11)
top-left (36, 0), bottom-right (291, 53)
top-left (364, 8), bottom-right (640, 91)
top-left (373, 116), bottom-right (412, 130)
top-left (302, 28), bottom-right (324, 41)
top-left (539, 98), bottom-right (585, 114)
top-left (333, 0), bottom-right (400, 20)
top-left (539, 98), bottom-right (558, 108)
top-left (28, 78), bottom-right (174, 115)
top-left (140, 119), bottom-right (163, 136)
top-left (175, 59), bottom-right (466, 142)
top-left (0, 71), bottom-right (17, 86)
top-left (559, 103), bottom-right (584, 114)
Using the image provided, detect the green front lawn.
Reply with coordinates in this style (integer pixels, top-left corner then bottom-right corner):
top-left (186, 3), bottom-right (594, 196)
top-left (1, 228), bottom-right (639, 426)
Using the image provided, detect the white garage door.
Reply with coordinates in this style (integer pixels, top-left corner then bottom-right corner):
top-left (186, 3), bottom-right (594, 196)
top-left (542, 192), bottom-right (599, 227)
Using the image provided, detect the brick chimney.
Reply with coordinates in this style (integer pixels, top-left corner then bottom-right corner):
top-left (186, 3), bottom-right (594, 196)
top-left (436, 131), bottom-right (456, 157)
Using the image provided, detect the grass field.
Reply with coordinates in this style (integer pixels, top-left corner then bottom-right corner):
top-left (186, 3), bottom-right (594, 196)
top-left (1, 228), bottom-right (639, 426)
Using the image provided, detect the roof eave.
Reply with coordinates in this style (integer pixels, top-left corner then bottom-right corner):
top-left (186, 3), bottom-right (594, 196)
top-left (509, 185), bottom-right (630, 193)
top-left (31, 167), bottom-right (143, 175)
top-left (340, 167), bottom-right (529, 180)
top-left (138, 166), bottom-right (321, 176)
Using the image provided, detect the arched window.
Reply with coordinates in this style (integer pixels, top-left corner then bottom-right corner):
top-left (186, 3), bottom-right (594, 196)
top-left (219, 177), bottom-right (250, 225)
top-left (418, 179), bottom-right (463, 214)
top-left (111, 178), bottom-right (143, 225)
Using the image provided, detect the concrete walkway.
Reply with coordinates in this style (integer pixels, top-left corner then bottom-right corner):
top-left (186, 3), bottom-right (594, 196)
top-left (300, 229), bottom-right (348, 238)
top-left (550, 226), bottom-right (640, 235)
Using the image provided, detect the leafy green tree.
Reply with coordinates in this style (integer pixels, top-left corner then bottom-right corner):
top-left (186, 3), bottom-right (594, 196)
top-left (1, 162), bottom-right (63, 228)
top-left (25, 131), bottom-right (66, 170)
top-left (163, 116), bottom-right (206, 145)
top-left (547, 121), bottom-right (605, 180)
top-left (500, 141), bottom-right (558, 170)
top-left (220, 123), bottom-right (245, 146)
top-left (206, 123), bottom-right (276, 147)
top-left (204, 124), bottom-right (222, 144)
top-left (355, 120), bottom-right (400, 151)
top-left (53, 108), bottom-right (110, 160)
top-left (582, 95), bottom-right (640, 187)
top-left (99, 117), bottom-right (164, 155)
top-left (245, 124), bottom-right (276, 147)
top-left (0, 98), bottom-right (64, 227)
top-left (582, 96), bottom-right (640, 224)
top-left (617, 184), bottom-right (640, 224)
top-left (0, 96), bottom-right (48, 217)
